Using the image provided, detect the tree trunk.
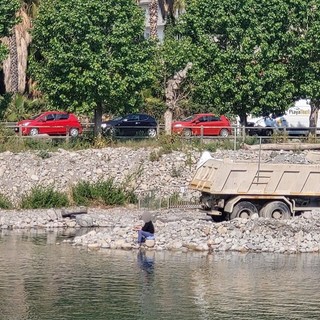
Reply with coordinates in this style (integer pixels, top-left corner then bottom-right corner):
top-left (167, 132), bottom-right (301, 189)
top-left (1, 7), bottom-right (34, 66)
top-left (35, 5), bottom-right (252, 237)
top-left (309, 99), bottom-right (319, 135)
top-left (2, 9), bottom-right (31, 94)
top-left (164, 109), bottom-right (173, 135)
top-left (149, 0), bottom-right (158, 39)
top-left (239, 113), bottom-right (247, 126)
top-left (164, 62), bottom-right (192, 134)
top-left (94, 103), bottom-right (103, 136)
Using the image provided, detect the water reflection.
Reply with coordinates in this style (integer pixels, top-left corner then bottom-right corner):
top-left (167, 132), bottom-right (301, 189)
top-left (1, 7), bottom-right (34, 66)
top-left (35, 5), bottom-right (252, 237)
top-left (137, 250), bottom-right (155, 275)
top-left (1, 231), bottom-right (320, 319)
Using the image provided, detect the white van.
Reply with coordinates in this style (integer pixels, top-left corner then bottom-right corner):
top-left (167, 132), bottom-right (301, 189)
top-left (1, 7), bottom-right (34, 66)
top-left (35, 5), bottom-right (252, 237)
top-left (247, 100), bottom-right (320, 136)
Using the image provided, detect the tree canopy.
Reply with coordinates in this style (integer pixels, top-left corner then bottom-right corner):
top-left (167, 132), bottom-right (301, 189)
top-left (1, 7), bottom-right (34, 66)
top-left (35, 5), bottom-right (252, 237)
top-left (0, 0), bottom-right (20, 65)
top-left (29, 0), bottom-right (155, 130)
top-left (162, 0), bottom-right (309, 123)
top-left (289, 1), bottom-right (320, 131)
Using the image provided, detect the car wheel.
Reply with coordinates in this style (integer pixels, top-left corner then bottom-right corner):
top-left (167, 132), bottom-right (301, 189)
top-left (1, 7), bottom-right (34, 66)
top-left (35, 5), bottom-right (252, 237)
top-left (219, 128), bottom-right (229, 137)
top-left (29, 128), bottom-right (39, 136)
top-left (265, 128), bottom-right (273, 136)
top-left (69, 128), bottom-right (79, 137)
top-left (147, 128), bottom-right (157, 138)
top-left (183, 129), bottom-right (192, 137)
top-left (109, 127), bottom-right (117, 136)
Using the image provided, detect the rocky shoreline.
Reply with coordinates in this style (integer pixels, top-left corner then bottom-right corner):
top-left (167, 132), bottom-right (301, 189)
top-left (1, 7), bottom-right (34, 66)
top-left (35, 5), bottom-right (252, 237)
top-left (2, 147), bottom-right (320, 254)
top-left (2, 206), bottom-right (320, 254)
top-left (1, 146), bottom-right (319, 205)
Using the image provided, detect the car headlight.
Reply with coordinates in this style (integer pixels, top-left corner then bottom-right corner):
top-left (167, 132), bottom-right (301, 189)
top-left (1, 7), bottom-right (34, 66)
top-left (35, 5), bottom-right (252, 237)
top-left (101, 123), bottom-right (107, 129)
top-left (22, 122), bottom-right (30, 127)
top-left (173, 124), bottom-right (182, 128)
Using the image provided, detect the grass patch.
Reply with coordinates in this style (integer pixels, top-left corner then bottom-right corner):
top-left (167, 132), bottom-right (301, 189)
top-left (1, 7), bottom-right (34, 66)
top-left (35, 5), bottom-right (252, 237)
top-left (71, 179), bottom-right (137, 207)
top-left (20, 186), bottom-right (69, 209)
top-left (0, 194), bottom-right (13, 209)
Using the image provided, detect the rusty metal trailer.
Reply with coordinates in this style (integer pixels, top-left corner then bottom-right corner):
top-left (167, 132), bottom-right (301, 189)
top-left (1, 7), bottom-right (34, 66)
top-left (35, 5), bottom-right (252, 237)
top-left (190, 152), bottom-right (320, 220)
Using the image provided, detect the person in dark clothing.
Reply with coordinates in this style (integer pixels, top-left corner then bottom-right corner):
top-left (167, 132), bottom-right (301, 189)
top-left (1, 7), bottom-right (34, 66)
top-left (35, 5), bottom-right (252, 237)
top-left (134, 212), bottom-right (155, 245)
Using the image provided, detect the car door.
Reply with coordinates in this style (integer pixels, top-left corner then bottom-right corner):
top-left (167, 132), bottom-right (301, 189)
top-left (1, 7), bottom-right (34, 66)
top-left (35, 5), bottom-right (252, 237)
top-left (139, 114), bottom-right (154, 135)
top-left (194, 116), bottom-right (211, 135)
top-left (55, 113), bottom-right (69, 135)
top-left (43, 113), bottom-right (56, 134)
top-left (118, 114), bottom-right (140, 136)
top-left (206, 115), bottom-right (225, 135)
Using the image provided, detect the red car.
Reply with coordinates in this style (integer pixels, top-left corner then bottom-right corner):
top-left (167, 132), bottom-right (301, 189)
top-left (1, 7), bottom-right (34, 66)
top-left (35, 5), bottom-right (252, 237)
top-left (172, 113), bottom-right (232, 137)
top-left (14, 111), bottom-right (83, 137)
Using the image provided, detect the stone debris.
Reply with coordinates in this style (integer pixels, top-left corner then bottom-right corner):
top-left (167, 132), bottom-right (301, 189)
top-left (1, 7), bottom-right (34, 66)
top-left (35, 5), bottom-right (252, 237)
top-left (0, 147), bottom-right (317, 205)
top-left (1, 206), bottom-right (319, 254)
top-left (0, 147), bottom-right (320, 254)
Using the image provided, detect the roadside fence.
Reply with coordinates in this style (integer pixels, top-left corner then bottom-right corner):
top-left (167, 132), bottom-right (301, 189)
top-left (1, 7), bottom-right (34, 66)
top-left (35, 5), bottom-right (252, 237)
top-left (2, 122), bottom-right (320, 146)
top-left (136, 189), bottom-right (201, 210)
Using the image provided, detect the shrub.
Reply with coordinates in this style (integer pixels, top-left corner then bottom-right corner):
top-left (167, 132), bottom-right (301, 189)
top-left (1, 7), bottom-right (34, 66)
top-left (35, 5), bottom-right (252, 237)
top-left (71, 179), bottom-right (137, 207)
top-left (0, 194), bottom-right (13, 209)
top-left (37, 149), bottom-right (51, 159)
top-left (20, 186), bottom-right (69, 209)
top-left (71, 181), bottom-right (93, 206)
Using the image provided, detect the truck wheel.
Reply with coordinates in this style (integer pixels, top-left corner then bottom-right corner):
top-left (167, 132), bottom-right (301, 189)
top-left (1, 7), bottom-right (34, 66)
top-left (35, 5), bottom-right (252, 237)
top-left (230, 201), bottom-right (258, 220)
top-left (260, 201), bottom-right (291, 219)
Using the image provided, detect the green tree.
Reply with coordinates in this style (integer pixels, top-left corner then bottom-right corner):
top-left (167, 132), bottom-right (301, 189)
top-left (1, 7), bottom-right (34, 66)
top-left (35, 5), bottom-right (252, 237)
top-left (30, 0), bottom-right (155, 134)
top-left (164, 0), bottom-right (300, 124)
top-left (290, 1), bottom-right (320, 134)
top-left (0, 0), bottom-right (20, 66)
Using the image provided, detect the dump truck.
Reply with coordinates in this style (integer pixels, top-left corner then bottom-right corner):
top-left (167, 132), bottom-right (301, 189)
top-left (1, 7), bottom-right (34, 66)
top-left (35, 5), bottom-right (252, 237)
top-left (190, 151), bottom-right (320, 221)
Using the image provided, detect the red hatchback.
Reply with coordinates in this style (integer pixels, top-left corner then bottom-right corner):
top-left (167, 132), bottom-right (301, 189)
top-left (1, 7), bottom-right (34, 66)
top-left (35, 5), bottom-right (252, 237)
top-left (15, 111), bottom-right (83, 137)
top-left (172, 113), bottom-right (232, 137)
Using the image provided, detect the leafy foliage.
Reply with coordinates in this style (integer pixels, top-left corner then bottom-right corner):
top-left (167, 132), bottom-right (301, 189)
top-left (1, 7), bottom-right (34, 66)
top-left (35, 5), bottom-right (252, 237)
top-left (289, 1), bottom-right (320, 128)
top-left (163, 0), bottom-right (305, 122)
top-left (71, 179), bottom-right (137, 207)
top-left (3, 93), bottom-right (48, 121)
top-left (20, 185), bottom-right (69, 209)
top-left (29, 0), bottom-right (156, 118)
top-left (0, 0), bottom-right (20, 63)
top-left (0, 194), bottom-right (13, 209)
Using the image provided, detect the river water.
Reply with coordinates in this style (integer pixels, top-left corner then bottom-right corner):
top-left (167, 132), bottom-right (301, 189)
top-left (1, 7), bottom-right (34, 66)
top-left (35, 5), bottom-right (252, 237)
top-left (1, 230), bottom-right (320, 320)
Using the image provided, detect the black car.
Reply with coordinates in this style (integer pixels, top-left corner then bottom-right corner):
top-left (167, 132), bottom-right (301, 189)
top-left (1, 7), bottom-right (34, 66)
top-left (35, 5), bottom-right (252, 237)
top-left (101, 113), bottom-right (158, 138)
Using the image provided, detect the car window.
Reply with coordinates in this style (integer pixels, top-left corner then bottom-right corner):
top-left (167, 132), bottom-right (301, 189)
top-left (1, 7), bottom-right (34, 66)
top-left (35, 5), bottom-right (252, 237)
top-left (56, 114), bottom-right (69, 120)
top-left (182, 115), bottom-right (196, 122)
top-left (140, 115), bottom-right (148, 121)
top-left (126, 114), bottom-right (139, 121)
top-left (46, 114), bottom-right (55, 121)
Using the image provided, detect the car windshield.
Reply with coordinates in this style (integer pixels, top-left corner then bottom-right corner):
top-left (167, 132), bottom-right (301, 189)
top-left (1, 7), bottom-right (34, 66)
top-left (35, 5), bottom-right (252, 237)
top-left (30, 113), bottom-right (43, 120)
top-left (182, 115), bottom-right (197, 122)
top-left (112, 116), bottom-right (123, 121)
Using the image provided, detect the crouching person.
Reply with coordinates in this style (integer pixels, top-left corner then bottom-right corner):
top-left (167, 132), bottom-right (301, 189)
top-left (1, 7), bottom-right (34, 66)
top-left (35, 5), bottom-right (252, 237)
top-left (134, 212), bottom-right (155, 246)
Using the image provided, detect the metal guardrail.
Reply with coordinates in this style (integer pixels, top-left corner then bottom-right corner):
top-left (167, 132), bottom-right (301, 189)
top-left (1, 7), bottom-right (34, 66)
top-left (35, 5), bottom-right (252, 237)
top-left (136, 189), bottom-right (201, 210)
top-left (1, 122), bottom-right (320, 142)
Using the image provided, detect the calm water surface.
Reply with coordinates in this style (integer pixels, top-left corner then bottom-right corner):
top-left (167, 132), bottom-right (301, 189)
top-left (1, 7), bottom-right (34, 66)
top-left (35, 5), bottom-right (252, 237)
top-left (1, 230), bottom-right (320, 320)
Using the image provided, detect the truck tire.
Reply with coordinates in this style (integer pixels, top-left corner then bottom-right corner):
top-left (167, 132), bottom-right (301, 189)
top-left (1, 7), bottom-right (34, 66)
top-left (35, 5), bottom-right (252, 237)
top-left (230, 201), bottom-right (258, 220)
top-left (260, 201), bottom-right (291, 219)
